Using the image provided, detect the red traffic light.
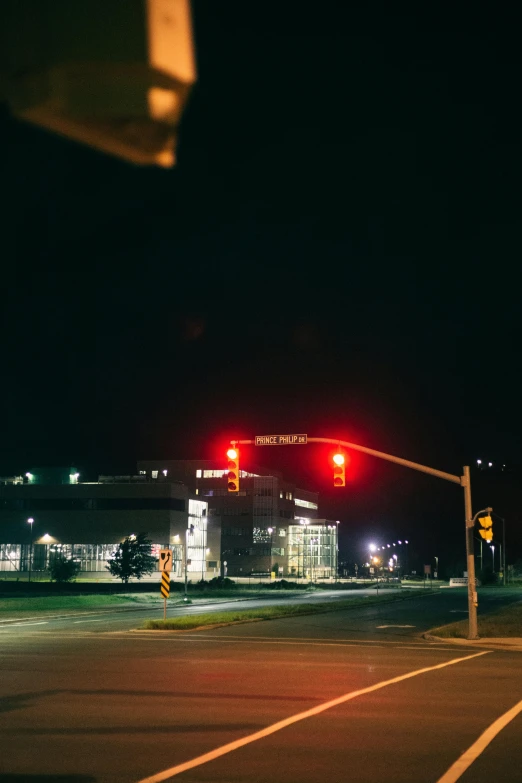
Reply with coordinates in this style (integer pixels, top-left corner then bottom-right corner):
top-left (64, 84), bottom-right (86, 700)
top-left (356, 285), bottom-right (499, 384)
top-left (227, 446), bottom-right (240, 492)
top-left (333, 452), bottom-right (346, 487)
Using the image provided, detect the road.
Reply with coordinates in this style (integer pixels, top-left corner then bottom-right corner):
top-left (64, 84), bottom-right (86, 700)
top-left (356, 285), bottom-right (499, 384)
top-left (0, 589), bottom-right (521, 783)
top-left (1, 586), bottom-right (518, 636)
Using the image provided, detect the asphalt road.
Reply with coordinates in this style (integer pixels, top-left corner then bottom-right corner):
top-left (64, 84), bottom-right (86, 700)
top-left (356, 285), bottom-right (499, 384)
top-left (1, 589), bottom-right (521, 783)
top-left (1, 586), bottom-right (519, 636)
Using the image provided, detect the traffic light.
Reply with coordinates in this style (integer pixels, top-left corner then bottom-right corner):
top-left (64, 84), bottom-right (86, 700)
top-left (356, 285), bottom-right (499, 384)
top-left (3, 0), bottom-right (196, 168)
top-left (333, 453), bottom-right (345, 487)
top-left (478, 514), bottom-right (493, 541)
top-left (227, 447), bottom-right (240, 493)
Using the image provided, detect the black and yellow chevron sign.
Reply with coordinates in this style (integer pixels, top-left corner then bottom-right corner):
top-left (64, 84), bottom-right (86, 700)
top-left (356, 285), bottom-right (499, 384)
top-left (160, 570), bottom-right (170, 599)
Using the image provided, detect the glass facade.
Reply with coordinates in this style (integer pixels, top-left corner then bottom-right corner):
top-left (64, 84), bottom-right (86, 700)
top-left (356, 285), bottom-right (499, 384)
top-left (187, 499), bottom-right (208, 577)
top-left (287, 524), bottom-right (338, 579)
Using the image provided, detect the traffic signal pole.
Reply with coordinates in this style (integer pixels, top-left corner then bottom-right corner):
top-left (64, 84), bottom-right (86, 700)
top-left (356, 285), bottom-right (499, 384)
top-left (234, 435), bottom-right (482, 639)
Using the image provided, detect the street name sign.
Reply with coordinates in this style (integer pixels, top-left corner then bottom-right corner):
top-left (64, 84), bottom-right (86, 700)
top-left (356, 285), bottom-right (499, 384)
top-left (255, 434), bottom-right (307, 446)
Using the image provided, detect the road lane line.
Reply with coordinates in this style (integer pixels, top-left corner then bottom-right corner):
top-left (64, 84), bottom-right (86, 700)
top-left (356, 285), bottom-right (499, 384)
top-left (135, 650), bottom-right (490, 783)
top-left (125, 635), bottom-right (462, 651)
top-left (436, 698), bottom-right (522, 783)
top-left (8, 621), bottom-right (49, 627)
top-left (73, 619), bottom-right (105, 624)
top-left (376, 625), bottom-right (415, 628)
top-left (135, 632), bottom-right (445, 646)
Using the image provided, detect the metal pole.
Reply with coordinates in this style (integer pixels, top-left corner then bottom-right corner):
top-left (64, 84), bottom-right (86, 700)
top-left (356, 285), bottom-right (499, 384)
top-left (502, 519), bottom-right (506, 587)
top-left (462, 466), bottom-right (478, 640)
top-left (28, 519), bottom-right (34, 583)
top-left (184, 528), bottom-right (188, 602)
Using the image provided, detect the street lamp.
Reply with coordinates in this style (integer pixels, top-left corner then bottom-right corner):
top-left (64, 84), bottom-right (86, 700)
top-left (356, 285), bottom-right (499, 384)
top-left (184, 524), bottom-right (194, 602)
top-left (27, 518), bottom-right (34, 582)
top-left (491, 512), bottom-right (506, 586)
top-left (267, 527), bottom-right (273, 576)
top-left (336, 521), bottom-right (340, 580)
top-left (299, 520), bottom-right (309, 578)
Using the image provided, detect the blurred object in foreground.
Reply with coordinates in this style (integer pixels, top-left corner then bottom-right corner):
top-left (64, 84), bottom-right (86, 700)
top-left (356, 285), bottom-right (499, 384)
top-left (1, 0), bottom-right (195, 167)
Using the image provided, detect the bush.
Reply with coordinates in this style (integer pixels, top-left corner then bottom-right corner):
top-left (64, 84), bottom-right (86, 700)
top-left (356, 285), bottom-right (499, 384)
top-left (268, 579), bottom-right (300, 590)
top-left (207, 576), bottom-right (236, 589)
top-left (49, 555), bottom-right (80, 584)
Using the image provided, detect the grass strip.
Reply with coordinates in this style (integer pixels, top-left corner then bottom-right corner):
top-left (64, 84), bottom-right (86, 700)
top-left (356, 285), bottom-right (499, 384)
top-left (430, 601), bottom-right (522, 638)
top-left (142, 593), bottom-right (419, 630)
top-left (0, 594), bottom-right (141, 615)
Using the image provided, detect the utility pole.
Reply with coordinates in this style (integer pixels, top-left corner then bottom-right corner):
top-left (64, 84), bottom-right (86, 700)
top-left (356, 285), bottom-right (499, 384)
top-left (462, 467), bottom-right (478, 639)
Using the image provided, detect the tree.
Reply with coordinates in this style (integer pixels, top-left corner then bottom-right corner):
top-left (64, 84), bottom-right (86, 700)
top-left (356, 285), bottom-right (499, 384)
top-left (106, 533), bottom-right (156, 584)
top-left (49, 555), bottom-right (80, 583)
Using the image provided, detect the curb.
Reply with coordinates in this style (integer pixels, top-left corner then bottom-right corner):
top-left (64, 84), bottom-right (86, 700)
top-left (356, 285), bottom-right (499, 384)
top-left (422, 633), bottom-right (522, 651)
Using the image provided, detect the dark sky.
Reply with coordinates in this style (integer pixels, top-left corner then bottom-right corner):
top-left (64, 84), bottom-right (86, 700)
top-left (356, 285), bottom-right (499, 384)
top-left (2, 2), bottom-right (521, 568)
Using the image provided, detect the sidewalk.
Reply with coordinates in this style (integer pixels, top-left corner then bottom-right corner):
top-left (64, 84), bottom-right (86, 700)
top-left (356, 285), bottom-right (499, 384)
top-left (424, 634), bottom-right (522, 651)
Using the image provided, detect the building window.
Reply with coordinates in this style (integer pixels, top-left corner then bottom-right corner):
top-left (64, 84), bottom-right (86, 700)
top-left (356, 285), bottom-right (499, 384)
top-left (196, 469), bottom-right (202, 478)
top-left (162, 469), bottom-right (168, 477)
top-left (294, 498), bottom-right (318, 509)
top-left (273, 548), bottom-right (284, 556)
top-left (279, 528), bottom-right (286, 537)
top-left (139, 470), bottom-right (146, 475)
top-left (253, 527), bottom-right (272, 543)
top-left (151, 470), bottom-right (158, 479)
top-left (203, 469), bottom-right (227, 478)
top-left (223, 527), bottom-right (249, 537)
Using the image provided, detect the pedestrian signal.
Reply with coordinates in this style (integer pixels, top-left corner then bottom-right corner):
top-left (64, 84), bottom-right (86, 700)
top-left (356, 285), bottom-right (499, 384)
top-left (478, 515), bottom-right (493, 541)
top-left (333, 453), bottom-right (345, 487)
top-left (227, 447), bottom-right (240, 492)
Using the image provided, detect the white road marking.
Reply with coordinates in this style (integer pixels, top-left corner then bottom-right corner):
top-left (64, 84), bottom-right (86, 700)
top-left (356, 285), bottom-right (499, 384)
top-left (137, 633), bottom-right (427, 646)
top-left (73, 619), bottom-right (105, 624)
top-left (7, 621), bottom-right (49, 627)
top-left (376, 625), bottom-right (415, 628)
top-left (134, 650), bottom-right (490, 783)
top-left (126, 634), bottom-right (460, 651)
top-left (450, 610), bottom-right (468, 613)
top-left (436, 699), bottom-right (522, 783)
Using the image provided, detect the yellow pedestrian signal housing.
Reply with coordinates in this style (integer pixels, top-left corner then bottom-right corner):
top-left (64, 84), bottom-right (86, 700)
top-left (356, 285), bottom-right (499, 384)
top-left (333, 453), bottom-right (345, 487)
top-left (227, 447), bottom-right (239, 493)
top-left (478, 514), bottom-right (493, 541)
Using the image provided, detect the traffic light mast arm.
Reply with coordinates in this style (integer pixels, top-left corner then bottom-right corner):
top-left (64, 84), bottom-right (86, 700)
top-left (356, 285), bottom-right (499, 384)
top-left (307, 437), bottom-right (462, 485)
top-left (233, 436), bottom-right (461, 485)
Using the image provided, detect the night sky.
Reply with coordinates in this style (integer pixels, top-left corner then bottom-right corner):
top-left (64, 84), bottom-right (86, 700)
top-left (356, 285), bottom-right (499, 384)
top-left (2, 2), bottom-right (521, 570)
